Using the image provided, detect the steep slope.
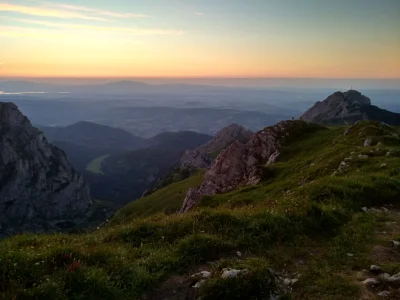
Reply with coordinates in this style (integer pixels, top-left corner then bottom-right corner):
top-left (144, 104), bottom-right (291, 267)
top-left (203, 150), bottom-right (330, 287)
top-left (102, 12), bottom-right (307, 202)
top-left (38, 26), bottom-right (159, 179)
top-left (86, 131), bottom-right (212, 205)
top-left (180, 123), bottom-right (253, 168)
top-left (111, 169), bottom-right (205, 224)
top-left (39, 122), bottom-right (146, 170)
top-left (301, 89), bottom-right (400, 125)
top-left (0, 102), bottom-right (92, 237)
top-left (181, 120), bottom-right (325, 212)
top-left (1, 121), bottom-right (399, 300)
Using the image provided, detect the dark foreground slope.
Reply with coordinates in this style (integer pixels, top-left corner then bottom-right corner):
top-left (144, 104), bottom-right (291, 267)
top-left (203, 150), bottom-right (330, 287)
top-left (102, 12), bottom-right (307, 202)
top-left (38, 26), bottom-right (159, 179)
top-left (1, 121), bottom-right (400, 299)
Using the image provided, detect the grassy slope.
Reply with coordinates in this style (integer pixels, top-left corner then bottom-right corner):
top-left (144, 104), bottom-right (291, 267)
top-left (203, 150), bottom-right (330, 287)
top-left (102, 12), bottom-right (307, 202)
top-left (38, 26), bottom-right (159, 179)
top-left (85, 154), bottom-right (109, 174)
top-left (111, 169), bottom-right (205, 225)
top-left (1, 121), bottom-right (400, 300)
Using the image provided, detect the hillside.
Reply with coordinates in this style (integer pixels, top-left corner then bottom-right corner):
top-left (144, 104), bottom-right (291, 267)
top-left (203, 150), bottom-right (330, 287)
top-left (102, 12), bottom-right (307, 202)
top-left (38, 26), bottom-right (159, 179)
top-left (0, 102), bottom-right (92, 237)
top-left (86, 131), bottom-right (212, 205)
top-left (111, 169), bottom-right (205, 225)
top-left (2, 120), bottom-right (400, 299)
top-left (39, 122), bottom-right (146, 171)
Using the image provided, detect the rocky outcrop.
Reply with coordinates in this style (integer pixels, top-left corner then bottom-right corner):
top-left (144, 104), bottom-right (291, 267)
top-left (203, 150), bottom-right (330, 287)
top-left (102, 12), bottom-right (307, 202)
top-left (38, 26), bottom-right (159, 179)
top-left (180, 123), bottom-right (253, 168)
top-left (180, 120), bottom-right (323, 212)
top-left (0, 102), bottom-right (92, 237)
top-left (301, 90), bottom-right (400, 125)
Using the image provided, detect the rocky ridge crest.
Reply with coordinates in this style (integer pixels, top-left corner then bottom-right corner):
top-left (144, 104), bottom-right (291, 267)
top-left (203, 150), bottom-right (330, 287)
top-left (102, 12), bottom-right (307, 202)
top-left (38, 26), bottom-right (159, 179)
top-left (180, 120), bottom-right (323, 212)
top-left (180, 123), bottom-right (253, 168)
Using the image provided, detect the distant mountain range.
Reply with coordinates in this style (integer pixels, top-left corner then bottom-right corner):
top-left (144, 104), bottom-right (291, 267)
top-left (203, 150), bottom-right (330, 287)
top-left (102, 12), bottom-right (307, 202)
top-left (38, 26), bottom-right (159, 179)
top-left (0, 80), bottom-right (238, 95)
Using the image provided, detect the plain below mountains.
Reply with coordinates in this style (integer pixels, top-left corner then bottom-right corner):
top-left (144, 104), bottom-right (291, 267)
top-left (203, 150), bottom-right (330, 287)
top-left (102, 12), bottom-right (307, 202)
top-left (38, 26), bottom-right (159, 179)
top-left (93, 106), bottom-right (288, 138)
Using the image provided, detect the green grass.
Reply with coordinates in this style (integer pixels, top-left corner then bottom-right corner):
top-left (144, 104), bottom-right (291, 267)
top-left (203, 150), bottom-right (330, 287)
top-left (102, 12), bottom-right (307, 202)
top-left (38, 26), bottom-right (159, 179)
top-left (110, 169), bottom-right (205, 225)
top-left (85, 154), bottom-right (110, 174)
top-left (1, 121), bottom-right (400, 299)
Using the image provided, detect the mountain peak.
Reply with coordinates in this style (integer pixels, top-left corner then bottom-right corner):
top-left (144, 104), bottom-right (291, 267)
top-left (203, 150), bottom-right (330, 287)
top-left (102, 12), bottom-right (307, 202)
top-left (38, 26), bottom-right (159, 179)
top-left (300, 90), bottom-right (400, 125)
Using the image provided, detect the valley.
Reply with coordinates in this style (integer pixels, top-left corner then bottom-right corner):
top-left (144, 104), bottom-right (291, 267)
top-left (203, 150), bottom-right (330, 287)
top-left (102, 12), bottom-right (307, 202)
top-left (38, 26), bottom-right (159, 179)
top-left (0, 87), bottom-right (400, 299)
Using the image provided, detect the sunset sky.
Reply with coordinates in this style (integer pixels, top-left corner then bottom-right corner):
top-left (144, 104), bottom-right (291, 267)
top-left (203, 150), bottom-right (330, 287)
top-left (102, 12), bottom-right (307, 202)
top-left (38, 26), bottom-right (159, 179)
top-left (1, 0), bottom-right (399, 78)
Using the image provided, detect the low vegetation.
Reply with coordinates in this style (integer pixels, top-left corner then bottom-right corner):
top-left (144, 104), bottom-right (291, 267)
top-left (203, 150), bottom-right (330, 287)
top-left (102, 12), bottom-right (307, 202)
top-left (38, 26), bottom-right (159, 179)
top-left (85, 154), bottom-right (109, 174)
top-left (1, 121), bottom-right (400, 299)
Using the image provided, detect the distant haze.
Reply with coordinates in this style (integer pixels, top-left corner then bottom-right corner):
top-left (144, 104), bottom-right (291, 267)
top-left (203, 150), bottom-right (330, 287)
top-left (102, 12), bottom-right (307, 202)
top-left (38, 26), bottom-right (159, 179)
top-left (1, 77), bottom-right (399, 89)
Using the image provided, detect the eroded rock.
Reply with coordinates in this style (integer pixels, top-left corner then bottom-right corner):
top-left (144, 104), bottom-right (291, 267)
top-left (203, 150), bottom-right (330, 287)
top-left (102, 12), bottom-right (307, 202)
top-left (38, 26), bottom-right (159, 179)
top-left (0, 102), bottom-right (92, 237)
top-left (180, 121), bottom-right (325, 212)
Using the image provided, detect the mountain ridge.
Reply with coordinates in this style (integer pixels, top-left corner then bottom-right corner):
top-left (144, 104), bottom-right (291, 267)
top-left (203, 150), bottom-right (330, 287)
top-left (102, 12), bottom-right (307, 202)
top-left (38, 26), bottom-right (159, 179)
top-left (0, 102), bottom-right (93, 237)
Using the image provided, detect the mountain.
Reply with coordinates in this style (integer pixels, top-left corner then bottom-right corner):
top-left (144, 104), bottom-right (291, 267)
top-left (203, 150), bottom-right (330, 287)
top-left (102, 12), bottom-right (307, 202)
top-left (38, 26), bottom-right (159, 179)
top-left (180, 123), bottom-right (253, 168)
top-left (39, 122), bottom-right (146, 170)
top-left (86, 131), bottom-right (212, 204)
top-left (301, 89), bottom-right (400, 125)
top-left (3, 119), bottom-right (400, 299)
top-left (181, 120), bottom-right (325, 212)
top-left (0, 102), bottom-right (92, 237)
top-left (40, 121), bottom-right (145, 150)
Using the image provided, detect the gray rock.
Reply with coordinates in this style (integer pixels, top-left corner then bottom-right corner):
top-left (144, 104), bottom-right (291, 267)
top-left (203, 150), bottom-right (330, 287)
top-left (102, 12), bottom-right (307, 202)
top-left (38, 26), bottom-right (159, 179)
top-left (180, 124), bottom-right (253, 169)
top-left (180, 121), bottom-right (324, 212)
top-left (344, 127), bottom-right (351, 136)
top-left (283, 278), bottom-right (299, 286)
top-left (358, 154), bottom-right (369, 159)
top-left (221, 268), bottom-right (248, 279)
top-left (191, 271), bottom-right (211, 279)
top-left (364, 138), bottom-right (372, 147)
top-left (377, 291), bottom-right (390, 297)
top-left (0, 102), bottom-right (92, 237)
top-left (193, 280), bottom-right (206, 288)
top-left (391, 240), bottom-right (400, 247)
top-left (362, 278), bottom-right (380, 286)
top-left (370, 265), bottom-right (383, 274)
top-left (380, 163), bottom-right (387, 168)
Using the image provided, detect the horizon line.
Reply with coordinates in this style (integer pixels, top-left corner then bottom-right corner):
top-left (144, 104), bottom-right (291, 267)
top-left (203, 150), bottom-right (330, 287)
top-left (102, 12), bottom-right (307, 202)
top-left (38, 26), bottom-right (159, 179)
top-left (1, 75), bottom-right (400, 80)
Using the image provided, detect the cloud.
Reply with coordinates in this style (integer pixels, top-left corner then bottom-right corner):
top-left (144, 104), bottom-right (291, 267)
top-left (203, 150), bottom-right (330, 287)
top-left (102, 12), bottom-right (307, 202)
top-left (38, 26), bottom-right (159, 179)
top-left (0, 21), bottom-right (184, 36)
top-left (194, 12), bottom-right (204, 16)
top-left (43, 3), bottom-right (148, 19)
top-left (0, 3), bottom-right (110, 21)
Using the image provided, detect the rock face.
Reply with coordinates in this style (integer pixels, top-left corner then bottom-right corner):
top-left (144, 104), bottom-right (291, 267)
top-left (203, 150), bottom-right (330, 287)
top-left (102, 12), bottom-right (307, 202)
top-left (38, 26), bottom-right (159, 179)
top-left (180, 123), bottom-right (253, 168)
top-left (0, 102), bottom-right (92, 237)
top-left (301, 90), bottom-right (400, 125)
top-left (180, 120), bottom-right (323, 212)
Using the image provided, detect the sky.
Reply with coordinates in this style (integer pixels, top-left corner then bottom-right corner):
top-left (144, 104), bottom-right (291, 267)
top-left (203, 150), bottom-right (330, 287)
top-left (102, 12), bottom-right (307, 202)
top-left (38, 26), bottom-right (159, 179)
top-left (0, 0), bottom-right (399, 79)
